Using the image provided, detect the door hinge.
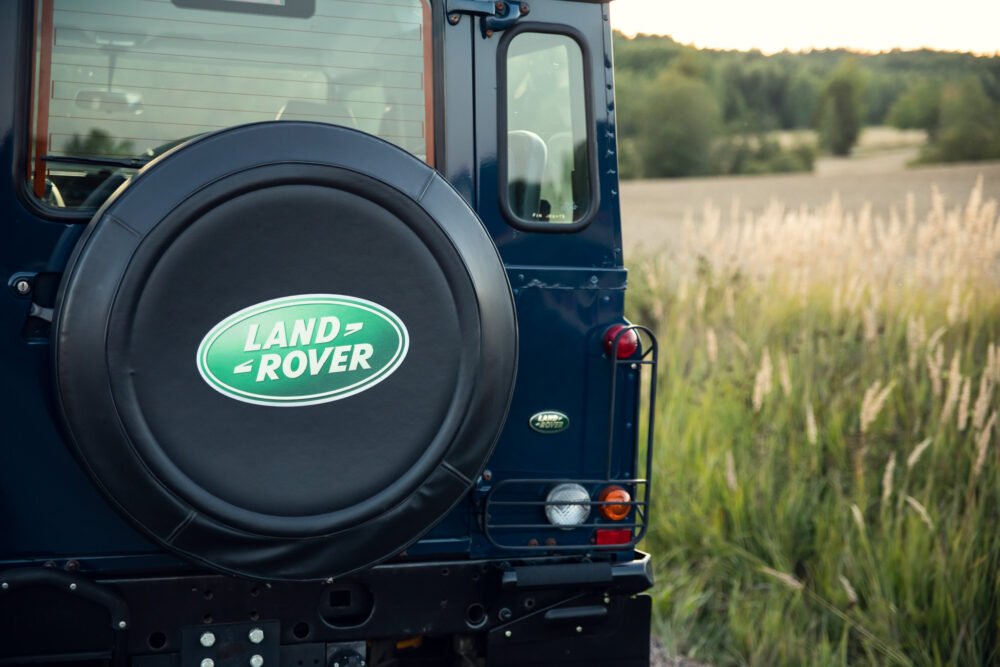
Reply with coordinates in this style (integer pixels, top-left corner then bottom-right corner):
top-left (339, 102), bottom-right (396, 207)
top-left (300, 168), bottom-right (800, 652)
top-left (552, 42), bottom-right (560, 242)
top-left (446, 0), bottom-right (529, 37)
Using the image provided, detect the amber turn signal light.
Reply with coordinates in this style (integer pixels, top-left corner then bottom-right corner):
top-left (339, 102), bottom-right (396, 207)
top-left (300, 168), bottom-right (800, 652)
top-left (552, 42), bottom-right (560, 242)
top-left (598, 485), bottom-right (632, 521)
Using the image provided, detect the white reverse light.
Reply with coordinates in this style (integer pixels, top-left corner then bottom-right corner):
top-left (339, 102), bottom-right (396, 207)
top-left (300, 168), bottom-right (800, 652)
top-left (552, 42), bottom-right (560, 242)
top-left (544, 483), bottom-right (591, 528)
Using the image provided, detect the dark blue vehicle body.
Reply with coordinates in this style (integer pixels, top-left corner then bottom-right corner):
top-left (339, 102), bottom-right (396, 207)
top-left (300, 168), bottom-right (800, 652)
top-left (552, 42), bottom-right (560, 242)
top-left (0, 1), bottom-right (655, 664)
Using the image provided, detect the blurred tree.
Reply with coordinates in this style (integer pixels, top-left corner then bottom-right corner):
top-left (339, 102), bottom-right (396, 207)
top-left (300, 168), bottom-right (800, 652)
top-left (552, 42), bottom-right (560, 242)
top-left (927, 77), bottom-right (1000, 162)
top-left (887, 79), bottom-right (942, 138)
top-left (634, 70), bottom-right (721, 177)
top-left (816, 60), bottom-right (866, 155)
top-left (65, 128), bottom-right (135, 157)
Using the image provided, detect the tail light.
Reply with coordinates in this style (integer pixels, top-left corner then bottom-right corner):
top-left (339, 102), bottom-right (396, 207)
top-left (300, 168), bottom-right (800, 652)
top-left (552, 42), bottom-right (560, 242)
top-left (597, 485), bottom-right (632, 521)
top-left (603, 324), bottom-right (639, 359)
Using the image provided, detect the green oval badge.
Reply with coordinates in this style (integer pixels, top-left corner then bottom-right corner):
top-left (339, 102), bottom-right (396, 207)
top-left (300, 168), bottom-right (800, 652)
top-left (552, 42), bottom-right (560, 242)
top-left (196, 294), bottom-right (409, 407)
top-left (529, 411), bottom-right (570, 434)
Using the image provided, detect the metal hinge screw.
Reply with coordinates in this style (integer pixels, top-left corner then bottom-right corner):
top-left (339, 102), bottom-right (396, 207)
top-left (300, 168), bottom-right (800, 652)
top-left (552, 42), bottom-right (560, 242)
top-left (250, 655), bottom-right (264, 667)
top-left (14, 279), bottom-right (31, 296)
top-left (248, 627), bottom-right (264, 644)
top-left (200, 631), bottom-right (216, 648)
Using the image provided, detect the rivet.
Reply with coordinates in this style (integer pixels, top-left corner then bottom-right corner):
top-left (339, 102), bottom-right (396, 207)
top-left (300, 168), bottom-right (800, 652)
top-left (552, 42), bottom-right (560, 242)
top-left (519, 2), bottom-right (530, 14)
top-left (504, 630), bottom-right (512, 638)
top-left (576, 626), bottom-right (583, 633)
top-left (249, 655), bottom-right (264, 667)
top-left (1, 582), bottom-right (7, 590)
top-left (69, 583), bottom-right (77, 591)
top-left (249, 627), bottom-right (264, 644)
top-left (200, 632), bottom-right (216, 648)
top-left (118, 620), bottom-right (127, 629)
top-left (495, 1), bottom-right (506, 12)
top-left (201, 660), bottom-right (214, 667)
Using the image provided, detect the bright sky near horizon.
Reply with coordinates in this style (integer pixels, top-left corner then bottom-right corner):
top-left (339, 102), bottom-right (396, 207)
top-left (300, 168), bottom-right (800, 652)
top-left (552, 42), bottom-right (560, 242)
top-left (609, 0), bottom-right (1000, 55)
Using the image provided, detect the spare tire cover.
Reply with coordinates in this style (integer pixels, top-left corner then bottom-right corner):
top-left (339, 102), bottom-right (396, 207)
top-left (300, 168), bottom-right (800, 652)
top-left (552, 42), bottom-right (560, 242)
top-left (53, 122), bottom-right (517, 581)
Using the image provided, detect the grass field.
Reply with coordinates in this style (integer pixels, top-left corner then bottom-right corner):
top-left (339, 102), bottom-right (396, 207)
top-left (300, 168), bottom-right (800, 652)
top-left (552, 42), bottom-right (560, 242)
top-left (624, 165), bottom-right (1000, 666)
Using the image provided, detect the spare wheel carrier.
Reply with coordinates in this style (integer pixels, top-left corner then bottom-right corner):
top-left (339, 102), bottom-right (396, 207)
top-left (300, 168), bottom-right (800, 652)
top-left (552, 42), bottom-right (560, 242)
top-left (52, 122), bottom-right (518, 581)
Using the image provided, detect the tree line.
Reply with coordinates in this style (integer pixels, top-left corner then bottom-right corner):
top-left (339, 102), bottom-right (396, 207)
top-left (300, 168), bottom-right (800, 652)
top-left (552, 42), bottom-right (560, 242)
top-left (613, 33), bottom-right (1000, 179)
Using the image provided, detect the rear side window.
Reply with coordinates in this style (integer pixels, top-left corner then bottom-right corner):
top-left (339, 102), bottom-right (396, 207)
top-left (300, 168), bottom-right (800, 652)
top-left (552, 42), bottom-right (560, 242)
top-left (27, 0), bottom-right (432, 211)
top-left (502, 30), bottom-right (593, 227)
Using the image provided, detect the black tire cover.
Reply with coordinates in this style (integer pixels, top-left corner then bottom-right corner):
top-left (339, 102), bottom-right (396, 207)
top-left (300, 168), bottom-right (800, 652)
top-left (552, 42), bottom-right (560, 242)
top-left (53, 122), bottom-right (517, 581)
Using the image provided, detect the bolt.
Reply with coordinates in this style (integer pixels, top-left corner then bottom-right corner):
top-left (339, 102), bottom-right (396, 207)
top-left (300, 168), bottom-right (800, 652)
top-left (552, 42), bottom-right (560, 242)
top-left (482, 469), bottom-right (492, 482)
top-left (448, 13), bottom-right (460, 24)
top-left (69, 583), bottom-right (77, 591)
top-left (527, 538), bottom-right (539, 546)
top-left (118, 620), bottom-right (127, 629)
top-left (200, 632), bottom-right (216, 648)
top-left (249, 655), bottom-right (264, 667)
top-left (504, 630), bottom-right (512, 638)
top-left (545, 537), bottom-right (557, 546)
top-left (14, 279), bottom-right (31, 296)
top-left (498, 607), bottom-right (512, 621)
top-left (485, 29), bottom-right (494, 38)
top-left (495, 1), bottom-right (506, 12)
top-left (519, 2), bottom-right (530, 14)
top-left (201, 660), bottom-right (215, 667)
top-left (248, 627), bottom-right (264, 644)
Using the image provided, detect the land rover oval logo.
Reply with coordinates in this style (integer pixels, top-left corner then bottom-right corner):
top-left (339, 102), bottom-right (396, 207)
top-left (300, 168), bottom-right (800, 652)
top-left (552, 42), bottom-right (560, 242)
top-left (196, 294), bottom-right (409, 407)
top-left (529, 411), bottom-right (570, 433)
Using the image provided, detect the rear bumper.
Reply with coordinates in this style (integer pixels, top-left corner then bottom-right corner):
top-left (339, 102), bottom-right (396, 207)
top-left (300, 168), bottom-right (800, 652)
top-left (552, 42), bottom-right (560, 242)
top-left (0, 553), bottom-right (653, 665)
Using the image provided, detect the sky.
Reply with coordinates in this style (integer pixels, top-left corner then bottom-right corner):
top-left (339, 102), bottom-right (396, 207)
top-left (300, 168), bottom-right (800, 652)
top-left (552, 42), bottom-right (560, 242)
top-left (609, 0), bottom-right (1000, 55)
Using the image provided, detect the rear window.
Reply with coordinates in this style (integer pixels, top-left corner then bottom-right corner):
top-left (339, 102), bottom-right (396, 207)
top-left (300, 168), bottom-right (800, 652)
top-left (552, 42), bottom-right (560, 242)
top-left (27, 0), bottom-right (432, 211)
top-left (502, 30), bottom-right (592, 227)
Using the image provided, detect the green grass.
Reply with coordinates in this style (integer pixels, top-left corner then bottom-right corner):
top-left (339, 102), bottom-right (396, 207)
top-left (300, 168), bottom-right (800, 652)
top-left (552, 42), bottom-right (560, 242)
top-left (627, 183), bottom-right (1000, 666)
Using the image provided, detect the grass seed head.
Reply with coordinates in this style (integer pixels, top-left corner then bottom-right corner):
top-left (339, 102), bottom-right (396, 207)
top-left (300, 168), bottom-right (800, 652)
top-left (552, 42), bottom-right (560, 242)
top-left (972, 374), bottom-right (993, 431)
top-left (881, 453), bottom-right (896, 507)
top-left (759, 566), bottom-right (803, 592)
top-left (957, 377), bottom-right (972, 431)
top-left (839, 575), bottom-right (859, 605)
top-left (806, 403), bottom-right (818, 446)
top-left (753, 348), bottom-right (773, 413)
top-left (904, 495), bottom-right (935, 530)
top-left (973, 411), bottom-right (996, 480)
top-left (906, 438), bottom-right (932, 470)
top-left (941, 351), bottom-right (962, 424)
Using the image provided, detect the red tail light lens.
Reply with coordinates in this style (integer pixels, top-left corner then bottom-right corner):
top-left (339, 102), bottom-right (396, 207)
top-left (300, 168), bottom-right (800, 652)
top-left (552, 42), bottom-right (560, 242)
top-left (603, 324), bottom-right (639, 359)
top-left (595, 528), bottom-right (633, 545)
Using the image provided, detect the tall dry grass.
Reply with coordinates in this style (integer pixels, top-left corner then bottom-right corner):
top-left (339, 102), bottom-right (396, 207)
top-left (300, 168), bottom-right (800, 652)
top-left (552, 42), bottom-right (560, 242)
top-left (628, 177), bottom-right (1000, 666)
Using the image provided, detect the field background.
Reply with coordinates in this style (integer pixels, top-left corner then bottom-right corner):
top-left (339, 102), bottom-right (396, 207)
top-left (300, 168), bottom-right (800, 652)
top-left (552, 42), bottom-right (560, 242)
top-left (622, 153), bottom-right (1000, 666)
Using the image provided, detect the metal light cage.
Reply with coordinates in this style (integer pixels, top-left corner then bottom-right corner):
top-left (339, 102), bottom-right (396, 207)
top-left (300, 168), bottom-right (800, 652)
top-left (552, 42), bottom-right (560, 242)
top-left (482, 325), bottom-right (658, 551)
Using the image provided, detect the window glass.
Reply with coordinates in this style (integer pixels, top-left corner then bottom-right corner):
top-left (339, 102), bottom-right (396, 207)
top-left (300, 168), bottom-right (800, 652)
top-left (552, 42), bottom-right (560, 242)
top-left (28, 0), bottom-right (431, 210)
top-left (505, 32), bottom-right (591, 225)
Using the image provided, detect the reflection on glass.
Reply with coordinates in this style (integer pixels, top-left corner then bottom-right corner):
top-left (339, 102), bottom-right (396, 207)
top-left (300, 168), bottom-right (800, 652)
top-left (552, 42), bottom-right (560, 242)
top-left (506, 32), bottom-right (590, 224)
top-left (29, 0), bottom-right (430, 210)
